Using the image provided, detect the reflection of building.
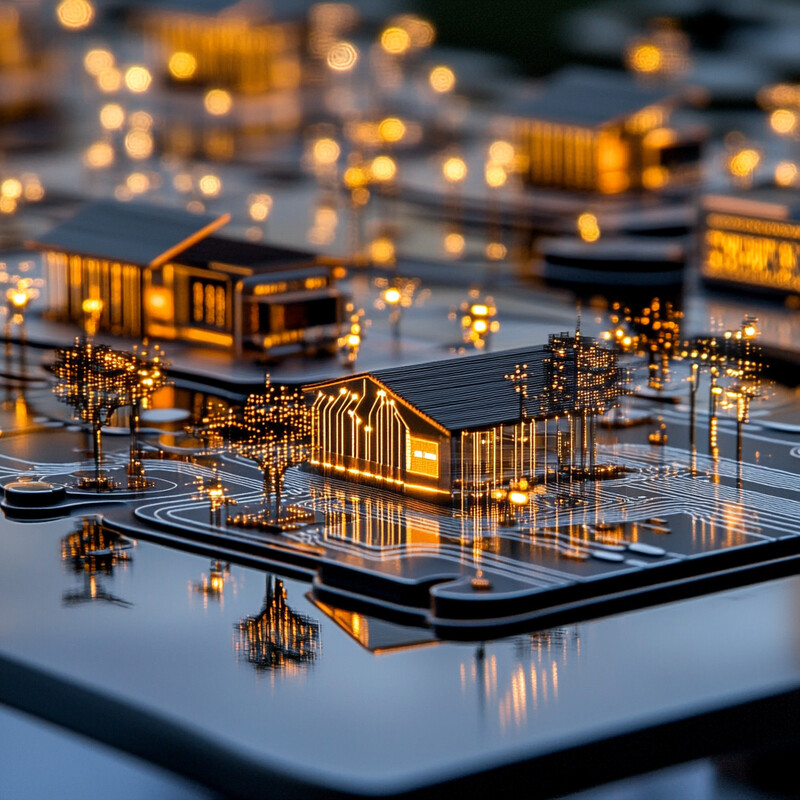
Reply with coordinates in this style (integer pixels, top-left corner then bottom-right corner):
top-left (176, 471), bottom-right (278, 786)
top-left (235, 575), bottom-right (320, 671)
top-left (509, 67), bottom-right (700, 194)
top-left (61, 517), bottom-right (133, 608)
top-left (304, 336), bottom-right (622, 505)
top-left (32, 201), bottom-right (345, 358)
top-left (702, 194), bottom-right (800, 297)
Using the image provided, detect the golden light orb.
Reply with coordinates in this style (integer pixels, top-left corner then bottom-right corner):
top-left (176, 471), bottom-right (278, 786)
top-left (442, 156), bottom-right (467, 183)
top-left (343, 165), bottom-right (368, 189)
top-left (485, 242), bottom-right (507, 260)
top-left (84, 48), bottom-right (114, 76)
top-left (8, 289), bottom-right (29, 309)
top-left (23, 175), bottom-right (44, 202)
top-left (0, 196), bottom-right (16, 214)
top-left (370, 237), bottom-right (395, 264)
top-left (84, 141), bottom-right (114, 169)
top-left (347, 333), bottom-right (360, 347)
top-left (397, 15), bottom-right (435, 48)
top-left (126, 172), bottom-right (150, 194)
top-left (488, 140), bottom-right (515, 166)
top-left (248, 193), bottom-right (273, 222)
top-left (313, 137), bottom-right (340, 165)
top-left (729, 148), bottom-right (760, 177)
top-left (124, 65), bottom-right (152, 93)
top-left (128, 110), bottom-right (153, 130)
top-left (770, 108), bottom-right (797, 135)
top-left (628, 42), bottom-right (662, 73)
top-left (168, 51), bottom-right (197, 81)
top-left (99, 102), bottom-right (125, 130)
top-left (57, 0), bottom-right (94, 30)
top-left (380, 26), bottom-right (411, 55)
top-left (198, 174), bottom-right (221, 197)
top-left (775, 161), bottom-right (798, 187)
top-left (383, 287), bottom-right (401, 304)
top-left (1, 178), bottom-right (23, 200)
top-left (484, 161), bottom-right (507, 188)
top-left (124, 129), bottom-right (154, 160)
top-left (97, 68), bottom-right (122, 93)
top-left (508, 490), bottom-right (529, 506)
top-left (429, 65), bottom-right (455, 93)
top-left (327, 41), bottom-right (359, 72)
top-left (444, 231), bottom-right (465, 256)
top-left (743, 324), bottom-right (757, 338)
top-left (379, 117), bottom-right (406, 143)
top-left (204, 88), bottom-right (233, 116)
top-left (370, 155), bottom-right (397, 182)
top-left (577, 212), bottom-right (601, 242)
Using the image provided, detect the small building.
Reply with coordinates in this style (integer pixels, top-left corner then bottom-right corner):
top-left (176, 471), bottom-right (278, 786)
top-left (702, 193), bottom-right (800, 298)
top-left (304, 334), bottom-right (622, 505)
top-left (136, 0), bottom-right (302, 95)
top-left (31, 201), bottom-right (345, 357)
top-left (508, 67), bottom-right (701, 194)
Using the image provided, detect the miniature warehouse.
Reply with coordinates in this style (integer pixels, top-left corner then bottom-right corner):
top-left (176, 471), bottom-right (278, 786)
top-left (6, 2), bottom-right (800, 800)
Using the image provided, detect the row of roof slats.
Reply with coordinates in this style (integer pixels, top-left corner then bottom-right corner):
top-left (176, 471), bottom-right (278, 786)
top-left (372, 346), bottom-right (553, 433)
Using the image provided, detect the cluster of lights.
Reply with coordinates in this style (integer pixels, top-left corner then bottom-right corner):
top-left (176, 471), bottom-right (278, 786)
top-left (459, 295), bottom-right (499, 349)
top-left (0, 173), bottom-right (43, 215)
top-left (339, 306), bottom-right (367, 366)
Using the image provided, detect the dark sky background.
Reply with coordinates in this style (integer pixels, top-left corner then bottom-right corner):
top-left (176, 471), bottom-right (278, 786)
top-left (415, 0), bottom-right (595, 75)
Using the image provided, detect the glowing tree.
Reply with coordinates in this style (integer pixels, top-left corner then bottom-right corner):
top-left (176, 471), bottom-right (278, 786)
top-left (233, 378), bottom-right (311, 523)
top-left (52, 339), bottom-right (139, 489)
top-left (127, 342), bottom-right (167, 487)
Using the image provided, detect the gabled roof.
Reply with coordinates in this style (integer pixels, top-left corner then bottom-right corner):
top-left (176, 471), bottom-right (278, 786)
top-left (506, 66), bottom-right (677, 128)
top-left (307, 347), bottom-right (556, 433)
top-left (179, 235), bottom-right (317, 274)
top-left (29, 201), bottom-right (230, 269)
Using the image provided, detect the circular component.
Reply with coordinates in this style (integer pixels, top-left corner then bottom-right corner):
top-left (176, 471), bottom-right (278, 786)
top-left (5, 480), bottom-right (66, 507)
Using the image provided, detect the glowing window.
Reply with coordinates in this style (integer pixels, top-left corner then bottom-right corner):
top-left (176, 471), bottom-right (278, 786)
top-left (407, 435), bottom-right (439, 478)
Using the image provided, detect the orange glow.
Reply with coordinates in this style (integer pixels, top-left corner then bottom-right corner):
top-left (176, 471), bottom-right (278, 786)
top-left (124, 66), bottom-right (152, 93)
top-left (198, 174), bottom-right (221, 197)
top-left (379, 117), bottom-right (406, 143)
top-left (84, 49), bottom-right (114, 76)
top-left (577, 212), bottom-right (601, 242)
top-left (1, 178), bottom-right (22, 200)
top-left (97, 68), bottom-right (122, 93)
top-left (488, 140), bottom-right (515, 166)
top-left (168, 51), bottom-right (197, 80)
top-left (204, 89), bottom-right (233, 116)
top-left (57, 0), bottom-right (94, 29)
top-left (99, 103), bottom-right (125, 130)
top-left (370, 237), bottom-right (395, 264)
top-left (429, 65), bottom-right (455, 93)
top-left (380, 26), bottom-right (411, 55)
top-left (628, 43), bottom-right (662, 73)
top-left (442, 156), bottom-right (467, 183)
top-left (124, 130), bottom-right (153, 160)
top-left (775, 161), bottom-right (797, 186)
top-left (729, 148), bottom-right (760, 177)
top-left (84, 141), bottom-right (114, 168)
top-left (485, 161), bottom-right (507, 188)
top-left (313, 137), bottom-right (340, 165)
top-left (770, 108), bottom-right (796, 135)
top-left (370, 155), bottom-right (397, 181)
top-left (444, 232), bottom-right (465, 256)
top-left (248, 193), bottom-right (273, 222)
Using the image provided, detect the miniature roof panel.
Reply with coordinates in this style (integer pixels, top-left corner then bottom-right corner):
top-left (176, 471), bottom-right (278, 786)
top-left (179, 235), bottom-right (317, 273)
top-left (30, 201), bottom-right (229, 268)
top-left (506, 66), bottom-right (676, 127)
top-left (370, 346), bottom-right (552, 432)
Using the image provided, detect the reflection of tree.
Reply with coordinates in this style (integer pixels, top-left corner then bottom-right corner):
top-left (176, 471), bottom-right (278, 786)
top-left (61, 517), bottom-right (133, 607)
top-left (235, 575), bottom-right (320, 671)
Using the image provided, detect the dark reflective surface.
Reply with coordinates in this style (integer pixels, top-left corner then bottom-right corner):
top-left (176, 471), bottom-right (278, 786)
top-left (2, 511), bottom-right (800, 789)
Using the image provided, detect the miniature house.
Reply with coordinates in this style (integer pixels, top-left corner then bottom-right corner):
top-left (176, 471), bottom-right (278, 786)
top-left (509, 67), bottom-right (701, 194)
top-left (304, 334), bottom-right (622, 505)
top-left (702, 193), bottom-right (800, 297)
top-left (136, 0), bottom-right (302, 95)
top-left (32, 201), bottom-right (345, 357)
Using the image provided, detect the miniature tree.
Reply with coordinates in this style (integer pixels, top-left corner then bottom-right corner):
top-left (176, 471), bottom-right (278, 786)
top-left (233, 378), bottom-right (311, 523)
top-left (127, 342), bottom-right (167, 488)
top-left (52, 339), bottom-right (139, 489)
